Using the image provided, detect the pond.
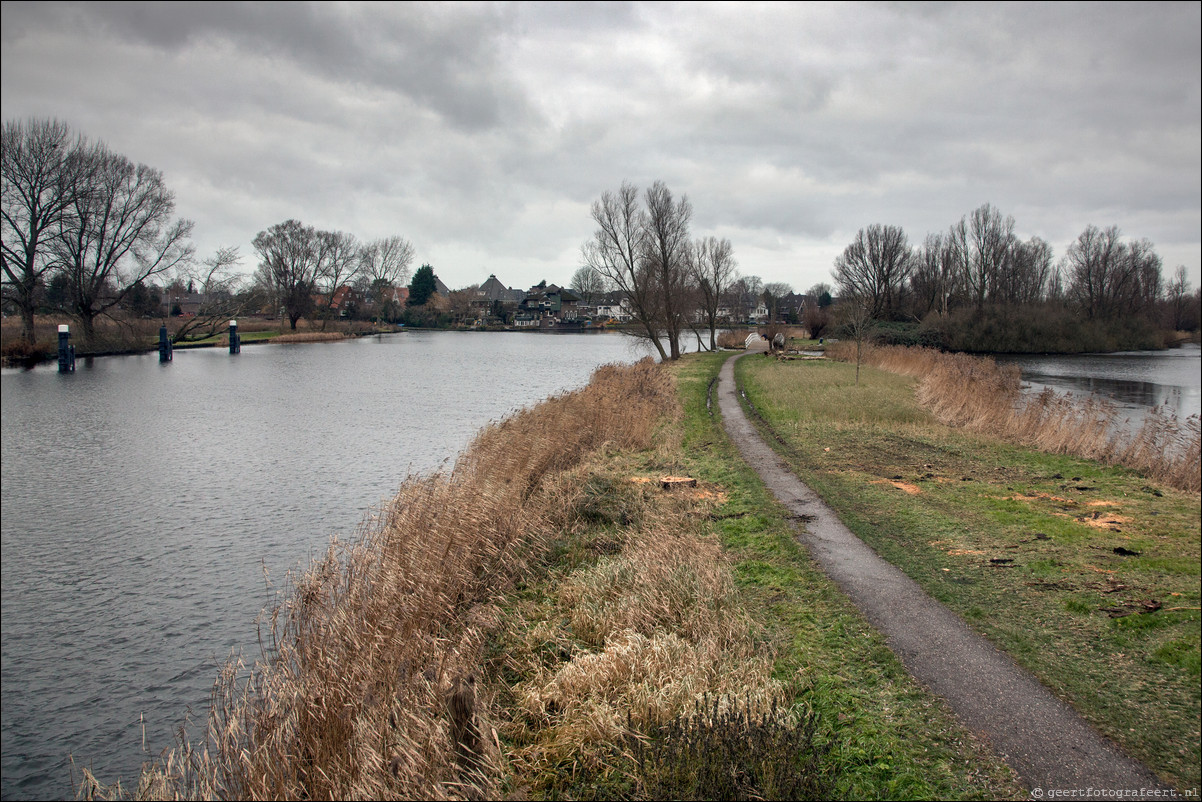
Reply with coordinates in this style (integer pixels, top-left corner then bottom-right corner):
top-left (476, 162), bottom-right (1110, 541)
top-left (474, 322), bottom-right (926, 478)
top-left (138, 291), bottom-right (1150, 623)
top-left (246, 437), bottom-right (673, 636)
top-left (0, 330), bottom-right (656, 801)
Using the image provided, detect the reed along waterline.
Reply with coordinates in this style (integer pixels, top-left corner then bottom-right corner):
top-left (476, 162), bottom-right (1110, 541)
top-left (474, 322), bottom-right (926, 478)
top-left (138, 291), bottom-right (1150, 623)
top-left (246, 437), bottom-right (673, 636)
top-left (0, 330), bottom-right (655, 801)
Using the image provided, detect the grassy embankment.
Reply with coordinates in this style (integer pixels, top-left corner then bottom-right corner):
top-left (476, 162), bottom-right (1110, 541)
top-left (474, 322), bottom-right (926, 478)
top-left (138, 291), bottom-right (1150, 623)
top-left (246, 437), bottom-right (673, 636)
top-left (83, 354), bottom-right (1025, 800)
top-left (736, 347), bottom-right (1200, 790)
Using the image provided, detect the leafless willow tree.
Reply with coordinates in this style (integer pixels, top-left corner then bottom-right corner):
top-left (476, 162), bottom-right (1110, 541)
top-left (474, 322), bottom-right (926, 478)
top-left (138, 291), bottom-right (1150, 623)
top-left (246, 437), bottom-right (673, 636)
top-left (1164, 265), bottom-right (1196, 331)
top-left (688, 235), bottom-right (737, 349)
top-left (358, 235), bottom-right (415, 318)
top-left (832, 223), bottom-right (913, 320)
top-left (253, 219), bottom-right (321, 330)
top-left (170, 246), bottom-right (254, 342)
top-left (53, 141), bottom-right (195, 342)
top-left (582, 181), bottom-right (666, 360)
top-left (642, 181), bottom-right (693, 359)
top-left (1, 118), bottom-right (80, 345)
top-left (910, 232), bottom-right (963, 318)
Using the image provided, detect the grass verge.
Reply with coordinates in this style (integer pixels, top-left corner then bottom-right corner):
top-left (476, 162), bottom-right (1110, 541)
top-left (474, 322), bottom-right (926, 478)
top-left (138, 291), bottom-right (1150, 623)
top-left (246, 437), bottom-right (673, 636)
top-left (736, 351), bottom-right (1200, 790)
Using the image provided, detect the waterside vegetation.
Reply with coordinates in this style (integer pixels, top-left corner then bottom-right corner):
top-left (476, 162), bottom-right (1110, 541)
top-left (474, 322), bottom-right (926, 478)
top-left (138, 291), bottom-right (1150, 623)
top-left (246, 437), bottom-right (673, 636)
top-left (81, 353), bottom-right (1042, 800)
top-left (83, 342), bottom-right (1201, 799)
top-left (737, 349), bottom-right (1200, 789)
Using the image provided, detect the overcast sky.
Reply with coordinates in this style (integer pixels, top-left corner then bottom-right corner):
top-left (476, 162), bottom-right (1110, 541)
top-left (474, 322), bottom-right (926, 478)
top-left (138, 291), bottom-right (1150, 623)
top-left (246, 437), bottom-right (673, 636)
top-left (3, 1), bottom-right (1199, 294)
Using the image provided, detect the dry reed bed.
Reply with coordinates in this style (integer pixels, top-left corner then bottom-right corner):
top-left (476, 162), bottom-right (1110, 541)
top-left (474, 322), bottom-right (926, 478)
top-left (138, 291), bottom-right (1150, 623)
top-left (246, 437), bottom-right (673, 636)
top-left (84, 359), bottom-right (676, 801)
top-left (269, 331), bottom-right (350, 344)
top-left (502, 499), bottom-right (783, 783)
top-left (827, 342), bottom-right (1201, 493)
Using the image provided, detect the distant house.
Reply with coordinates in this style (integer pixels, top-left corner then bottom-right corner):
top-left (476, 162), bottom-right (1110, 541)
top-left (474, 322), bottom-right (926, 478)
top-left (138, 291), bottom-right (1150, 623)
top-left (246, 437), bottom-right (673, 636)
top-left (593, 291), bottom-right (633, 323)
top-left (475, 274), bottom-right (525, 323)
top-left (517, 283), bottom-right (580, 327)
top-left (380, 285), bottom-right (409, 308)
top-left (163, 291), bottom-right (203, 318)
top-left (312, 285), bottom-right (358, 316)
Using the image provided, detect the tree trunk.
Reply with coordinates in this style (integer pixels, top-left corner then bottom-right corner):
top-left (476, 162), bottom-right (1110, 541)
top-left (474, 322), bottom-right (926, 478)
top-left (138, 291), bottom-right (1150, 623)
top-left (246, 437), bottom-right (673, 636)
top-left (21, 306), bottom-right (37, 347)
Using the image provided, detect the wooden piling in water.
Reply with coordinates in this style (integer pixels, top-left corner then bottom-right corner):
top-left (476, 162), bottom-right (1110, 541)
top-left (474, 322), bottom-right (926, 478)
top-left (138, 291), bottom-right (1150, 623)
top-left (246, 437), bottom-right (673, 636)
top-left (158, 326), bottom-right (173, 362)
top-left (57, 325), bottom-right (75, 373)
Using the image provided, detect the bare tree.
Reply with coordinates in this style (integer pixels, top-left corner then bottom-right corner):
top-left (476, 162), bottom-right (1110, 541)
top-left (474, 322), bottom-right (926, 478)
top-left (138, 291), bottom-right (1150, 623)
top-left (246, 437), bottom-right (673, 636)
top-left (53, 141), bottom-right (194, 342)
top-left (838, 294), bottom-right (874, 385)
top-left (171, 246), bottom-right (252, 342)
top-left (803, 295), bottom-right (831, 339)
top-left (961, 204), bottom-right (1015, 311)
top-left (569, 264), bottom-right (606, 308)
top-left (688, 235), bottom-right (737, 349)
top-left (1164, 265), bottom-right (1195, 331)
top-left (1000, 236), bottom-right (1055, 306)
top-left (313, 230), bottom-right (360, 329)
top-left (359, 235), bottom-right (414, 302)
top-left (446, 285), bottom-right (479, 327)
top-left (728, 274), bottom-right (763, 322)
top-left (582, 181), bottom-right (667, 361)
top-left (253, 219), bottom-right (320, 330)
top-left (761, 282), bottom-right (793, 323)
top-left (642, 181), bottom-right (693, 360)
top-left (1063, 225), bottom-right (1163, 321)
top-left (832, 223), bottom-right (913, 320)
top-left (1, 118), bottom-right (79, 345)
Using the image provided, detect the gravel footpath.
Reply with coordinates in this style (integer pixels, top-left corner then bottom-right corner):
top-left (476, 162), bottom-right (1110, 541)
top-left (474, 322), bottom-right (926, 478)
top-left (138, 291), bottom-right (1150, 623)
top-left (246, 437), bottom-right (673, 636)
top-left (718, 347), bottom-right (1169, 797)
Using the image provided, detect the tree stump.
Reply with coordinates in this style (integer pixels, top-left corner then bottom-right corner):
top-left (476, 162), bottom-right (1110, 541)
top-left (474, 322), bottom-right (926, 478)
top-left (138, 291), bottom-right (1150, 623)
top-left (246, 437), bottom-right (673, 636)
top-left (661, 476), bottom-right (697, 490)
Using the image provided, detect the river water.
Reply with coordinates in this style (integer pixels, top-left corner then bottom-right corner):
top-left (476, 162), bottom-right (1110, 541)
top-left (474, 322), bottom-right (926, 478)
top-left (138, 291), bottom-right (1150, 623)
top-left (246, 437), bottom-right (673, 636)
top-left (997, 343), bottom-right (1201, 425)
top-left (0, 331), bottom-right (656, 801)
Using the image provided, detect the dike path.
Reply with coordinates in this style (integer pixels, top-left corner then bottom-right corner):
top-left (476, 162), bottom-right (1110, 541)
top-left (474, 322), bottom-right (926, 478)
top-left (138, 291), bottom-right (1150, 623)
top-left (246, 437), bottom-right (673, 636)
top-left (718, 345), bottom-right (1168, 796)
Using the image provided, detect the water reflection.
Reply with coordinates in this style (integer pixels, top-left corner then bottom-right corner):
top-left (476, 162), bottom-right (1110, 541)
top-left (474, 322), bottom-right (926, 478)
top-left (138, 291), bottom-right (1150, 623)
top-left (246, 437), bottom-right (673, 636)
top-left (998, 344), bottom-right (1201, 423)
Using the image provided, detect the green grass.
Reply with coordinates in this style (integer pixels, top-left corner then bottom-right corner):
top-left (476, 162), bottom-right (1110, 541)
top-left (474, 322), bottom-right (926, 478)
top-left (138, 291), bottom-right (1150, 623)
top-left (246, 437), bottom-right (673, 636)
top-left (669, 352), bottom-right (1025, 799)
top-left (735, 353), bottom-right (1201, 791)
top-left (482, 352), bottom-right (1027, 799)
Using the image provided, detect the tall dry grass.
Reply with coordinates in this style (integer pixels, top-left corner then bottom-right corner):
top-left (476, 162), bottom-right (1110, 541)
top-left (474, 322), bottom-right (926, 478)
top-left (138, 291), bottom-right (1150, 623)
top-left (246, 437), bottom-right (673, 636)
top-left (269, 331), bottom-right (350, 344)
top-left (827, 342), bottom-right (1201, 493)
top-left (505, 506), bottom-right (781, 779)
top-left (83, 358), bottom-right (676, 801)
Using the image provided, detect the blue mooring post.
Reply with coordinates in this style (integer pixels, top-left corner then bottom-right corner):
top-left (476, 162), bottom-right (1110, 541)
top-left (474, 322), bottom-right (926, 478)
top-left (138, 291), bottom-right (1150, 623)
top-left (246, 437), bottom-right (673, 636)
top-left (57, 324), bottom-right (75, 373)
top-left (229, 319), bottom-right (240, 354)
top-left (158, 325), bottom-right (173, 362)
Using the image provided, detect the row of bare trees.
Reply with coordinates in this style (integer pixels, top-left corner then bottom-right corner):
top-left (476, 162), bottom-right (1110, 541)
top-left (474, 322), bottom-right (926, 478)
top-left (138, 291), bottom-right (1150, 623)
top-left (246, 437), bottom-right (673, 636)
top-left (581, 180), bottom-right (738, 359)
top-left (251, 220), bottom-right (415, 330)
top-left (831, 203), bottom-right (1195, 331)
top-left (2, 118), bottom-right (195, 344)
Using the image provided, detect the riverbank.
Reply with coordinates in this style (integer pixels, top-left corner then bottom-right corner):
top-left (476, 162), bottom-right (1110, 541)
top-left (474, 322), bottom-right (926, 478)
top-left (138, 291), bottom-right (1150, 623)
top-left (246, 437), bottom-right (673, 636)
top-left (79, 347), bottom-right (1196, 799)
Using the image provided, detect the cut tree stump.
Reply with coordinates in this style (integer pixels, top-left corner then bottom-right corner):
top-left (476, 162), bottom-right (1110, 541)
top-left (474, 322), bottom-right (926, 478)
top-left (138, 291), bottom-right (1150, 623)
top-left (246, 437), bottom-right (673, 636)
top-left (661, 476), bottom-right (697, 490)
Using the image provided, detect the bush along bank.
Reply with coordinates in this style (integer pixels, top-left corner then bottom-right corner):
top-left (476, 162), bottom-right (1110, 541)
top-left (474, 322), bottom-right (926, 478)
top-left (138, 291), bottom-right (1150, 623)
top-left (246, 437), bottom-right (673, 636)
top-left (83, 353), bottom-right (1031, 801)
top-left (736, 348), bottom-right (1200, 791)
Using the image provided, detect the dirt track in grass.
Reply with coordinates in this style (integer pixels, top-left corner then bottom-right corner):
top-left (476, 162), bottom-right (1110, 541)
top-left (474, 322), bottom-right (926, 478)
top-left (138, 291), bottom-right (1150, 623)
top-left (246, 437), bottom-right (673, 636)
top-left (718, 345), bottom-right (1168, 795)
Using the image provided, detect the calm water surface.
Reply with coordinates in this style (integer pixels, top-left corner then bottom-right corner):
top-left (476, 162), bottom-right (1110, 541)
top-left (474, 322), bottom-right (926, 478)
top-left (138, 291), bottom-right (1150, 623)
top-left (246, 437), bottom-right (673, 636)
top-left (998, 343), bottom-right (1201, 423)
top-left (0, 331), bottom-right (655, 800)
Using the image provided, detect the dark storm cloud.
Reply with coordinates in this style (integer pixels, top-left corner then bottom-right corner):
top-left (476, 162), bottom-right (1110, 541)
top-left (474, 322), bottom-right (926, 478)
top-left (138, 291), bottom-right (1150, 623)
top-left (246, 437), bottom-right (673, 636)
top-left (4, 1), bottom-right (535, 131)
top-left (1, 1), bottom-right (1197, 290)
